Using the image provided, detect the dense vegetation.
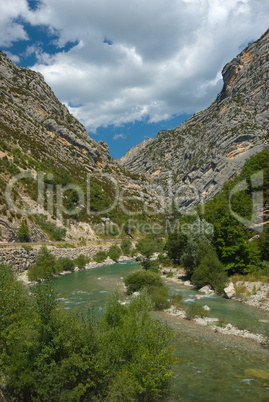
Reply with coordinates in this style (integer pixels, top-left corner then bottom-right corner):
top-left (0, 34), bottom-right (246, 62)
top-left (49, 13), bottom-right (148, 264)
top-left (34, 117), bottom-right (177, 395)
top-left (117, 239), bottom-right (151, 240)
top-left (164, 149), bottom-right (269, 288)
top-left (0, 264), bottom-right (176, 401)
top-left (28, 247), bottom-right (90, 281)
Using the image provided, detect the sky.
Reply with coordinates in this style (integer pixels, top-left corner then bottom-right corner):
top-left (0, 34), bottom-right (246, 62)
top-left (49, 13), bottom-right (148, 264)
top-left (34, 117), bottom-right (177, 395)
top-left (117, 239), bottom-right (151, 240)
top-left (0, 1), bottom-right (268, 159)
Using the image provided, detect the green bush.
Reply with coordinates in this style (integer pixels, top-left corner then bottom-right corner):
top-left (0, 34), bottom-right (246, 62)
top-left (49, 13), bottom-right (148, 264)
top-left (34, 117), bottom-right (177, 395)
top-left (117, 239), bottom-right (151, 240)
top-left (108, 244), bottom-right (121, 261)
top-left (149, 286), bottom-right (170, 310)
top-left (120, 238), bottom-right (132, 255)
top-left (136, 237), bottom-right (163, 259)
top-left (22, 245), bottom-right (33, 252)
top-left (184, 303), bottom-right (208, 320)
top-left (164, 232), bottom-right (187, 262)
top-left (17, 221), bottom-right (30, 242)
top-left (54, 257), bottom-right (75, 274)
top-left (0, 273), bottom-right (177, 401)
top-left (51, 227), bottom-right (66, 241)
top-left (28, 246), bottom-right (56, 281)
top-left (191, 251), bottom-right (227, 292)
top-left (141, 258), bottom-right (160, 272)
top-left (180, 236), bottom-right (213, 276)
top-left (171, 293), bottom-right (184, 308)
top-left (94, 250), bottom-right (107, 263)
top-left (124, 270), bottom-right (164, 294)
top-left (74, 254), bottom-right (90, 268)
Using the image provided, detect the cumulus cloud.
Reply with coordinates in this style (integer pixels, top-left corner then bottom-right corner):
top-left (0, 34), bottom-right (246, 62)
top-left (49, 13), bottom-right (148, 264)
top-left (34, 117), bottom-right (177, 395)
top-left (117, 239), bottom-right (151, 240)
top-left (113, 133), bottom-right (126, 140)
top-left (1, 0), bottom-right (268, 133)
top-left (0, 0), bottom-right (29, 46)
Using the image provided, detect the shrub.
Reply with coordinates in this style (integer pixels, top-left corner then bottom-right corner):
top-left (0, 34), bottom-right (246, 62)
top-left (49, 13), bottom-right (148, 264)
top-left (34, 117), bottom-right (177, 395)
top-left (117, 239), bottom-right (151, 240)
top-left (28, 246), bottom-right (56, 281)
top-left (17, 221), bottom-right (30, 242)
top-left (22, 245), bottom-right (33, 252)
top-left (54, 257), bottom-right (75, 274)
top-left (191, 251), bottom-right (227, 292)
top-left (51, 227), bottom-right (66, 241)
top-left (0, 286), bottom-right (176, 401)
top-left (180, 236), bottom-right (213, 276)
top-left (94, 250), bottom-right (107, 263)
top-left (74, 254), bottom-right (90, 269)
top-left (108, 245), bottom-right (121, 261)
top-left (124, 270), bottom-right (164, 294)
top-left (120, 238), bottom-right (132, 255)
top-left (150, 286), bottom-right (170, 310)
top-left (184, 303), bottom-right (208, 320)
top-left (141, 258), bottom-right (160, 272)
top-left (171, 293), bottom-right (184, 308)
top-left (164, 232), bottom-right (187, 262)
top-left (136, 237), bottom-right (163, 259)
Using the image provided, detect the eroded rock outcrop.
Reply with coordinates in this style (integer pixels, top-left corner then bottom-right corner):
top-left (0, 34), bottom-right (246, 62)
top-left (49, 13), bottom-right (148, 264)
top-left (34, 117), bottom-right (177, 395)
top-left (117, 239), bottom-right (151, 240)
top-left (118, 30), bottom-right (269, 209)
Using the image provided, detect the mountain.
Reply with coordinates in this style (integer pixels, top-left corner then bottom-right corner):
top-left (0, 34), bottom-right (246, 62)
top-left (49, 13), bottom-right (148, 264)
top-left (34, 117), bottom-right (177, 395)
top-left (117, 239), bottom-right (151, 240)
top-left (119, 138), bottom-right (154, 166)
top-left (0, 51), bottom-right (161, 242)
top-left (118, 30), bottom-right (269, 209)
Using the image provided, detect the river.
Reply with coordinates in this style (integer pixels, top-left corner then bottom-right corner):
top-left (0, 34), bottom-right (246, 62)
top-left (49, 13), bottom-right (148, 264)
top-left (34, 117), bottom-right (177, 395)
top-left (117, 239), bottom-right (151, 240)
top-left (54, 261), bottom-right (269, 401)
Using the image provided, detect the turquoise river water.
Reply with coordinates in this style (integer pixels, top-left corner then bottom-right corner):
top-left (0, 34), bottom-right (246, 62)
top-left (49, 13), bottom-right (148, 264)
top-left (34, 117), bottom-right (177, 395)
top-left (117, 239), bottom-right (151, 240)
top-left (54, 262), bottom-right (269, 401)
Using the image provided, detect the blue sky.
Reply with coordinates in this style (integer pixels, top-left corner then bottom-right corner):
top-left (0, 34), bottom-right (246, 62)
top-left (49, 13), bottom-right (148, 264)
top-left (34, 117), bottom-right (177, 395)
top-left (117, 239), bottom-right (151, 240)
top-left (0, 1), bottom-right (268, 159)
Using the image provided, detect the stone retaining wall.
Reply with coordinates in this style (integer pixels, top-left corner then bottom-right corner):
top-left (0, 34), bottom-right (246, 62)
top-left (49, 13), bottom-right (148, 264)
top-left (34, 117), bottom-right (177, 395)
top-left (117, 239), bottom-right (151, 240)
top-left (0, 244), bottom-right (112, 273)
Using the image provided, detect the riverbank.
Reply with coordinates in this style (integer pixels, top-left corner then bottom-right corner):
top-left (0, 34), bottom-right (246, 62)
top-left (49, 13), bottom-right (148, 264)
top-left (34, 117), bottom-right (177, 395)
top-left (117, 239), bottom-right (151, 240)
top-left (16, 255), bottom-right (134, 284)
top-left (161, 266), bottom-right (269, 312)
top-left (160, 266), bottom-right (269, 346)
top-left (165, 305), bottom-right (268, 346)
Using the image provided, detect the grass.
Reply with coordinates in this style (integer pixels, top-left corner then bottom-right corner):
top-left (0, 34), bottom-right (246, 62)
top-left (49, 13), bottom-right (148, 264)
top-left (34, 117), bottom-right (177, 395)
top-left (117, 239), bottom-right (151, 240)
top-left (231, 273), bottom-right (269, 284)
top-left (234, 284), bottom-right (247, 299)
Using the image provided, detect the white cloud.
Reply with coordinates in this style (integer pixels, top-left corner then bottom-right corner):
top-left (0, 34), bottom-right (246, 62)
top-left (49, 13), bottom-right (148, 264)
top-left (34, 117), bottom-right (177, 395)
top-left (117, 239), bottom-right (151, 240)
top-left (0, 0), bottom-right (31, 46)
top-left (113, 133), bottom-right (126, 140)
top-left (4, 51), bottom-right (20, 63)
top-left (1, 0), bottom-right (268, 133)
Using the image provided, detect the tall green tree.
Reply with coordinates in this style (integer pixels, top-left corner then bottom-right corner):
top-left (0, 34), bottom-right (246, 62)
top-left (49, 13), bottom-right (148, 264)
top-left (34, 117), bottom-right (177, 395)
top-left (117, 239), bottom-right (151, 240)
top-left (164, 232), bottom-right (187, 262)
top-left (28, 246), bottom-right (56, 280)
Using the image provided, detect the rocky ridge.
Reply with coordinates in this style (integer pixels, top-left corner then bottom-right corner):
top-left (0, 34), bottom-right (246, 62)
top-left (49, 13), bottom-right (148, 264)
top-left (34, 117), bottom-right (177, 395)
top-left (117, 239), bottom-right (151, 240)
top-left (119, 30), bottom-right (269, 209)
top-left (0, 51), bottom-right (162, 242)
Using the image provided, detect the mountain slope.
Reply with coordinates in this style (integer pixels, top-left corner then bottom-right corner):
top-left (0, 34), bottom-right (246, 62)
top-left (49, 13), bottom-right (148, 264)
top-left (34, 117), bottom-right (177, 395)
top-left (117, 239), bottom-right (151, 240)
top-left (118, 30), bottom-right (269, 208)
top-left (0, 51), bottom-right (161, 242)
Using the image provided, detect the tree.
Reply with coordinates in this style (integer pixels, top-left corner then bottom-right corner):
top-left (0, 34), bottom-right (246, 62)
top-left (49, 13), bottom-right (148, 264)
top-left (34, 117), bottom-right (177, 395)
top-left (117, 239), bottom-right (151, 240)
top-left (74, 254), bottom-right (90, 269)
top-left (108, 245), bottom-right (121, 261)
top-left (164, 232), bottom-right (187, 262)
top-left (54, 257), bottom-right (75, 273)
top-left (17, 221), bottom-right (30, 242)
top-left (180, 236), bottom-right (213, 276)
top-left (136, 238), bottom-right (163, 259)
top-left (124, 270), bottom-right (164, 294)
top-left (28, 246), bottom-right (56, 280)
top-left (0, 274), bottom-right (177, 401)
top-left (191, 250), bottom-right (227, 292)
top-left (51, 226), bottom-right (66, 241)
top-left (94, 250), bottom-right (107, 263)
top-left (120, 238), bottom-right (132, 255)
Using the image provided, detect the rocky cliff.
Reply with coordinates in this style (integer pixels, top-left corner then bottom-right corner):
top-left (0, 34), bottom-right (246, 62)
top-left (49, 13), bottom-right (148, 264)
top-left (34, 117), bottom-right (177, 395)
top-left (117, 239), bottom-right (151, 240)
top-left (119, 30), bottom-right (269, 208)
top-left (0, 51), bottom-right (161, 242)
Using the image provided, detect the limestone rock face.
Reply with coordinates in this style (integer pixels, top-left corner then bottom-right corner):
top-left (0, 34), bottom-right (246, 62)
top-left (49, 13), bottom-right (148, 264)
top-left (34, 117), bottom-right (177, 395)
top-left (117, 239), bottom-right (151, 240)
top-left (118, 30), bottom-right (269, 209)
top-left (0, 50), bottom-right (109, 174)
top-left (0, 51), bottom-right (162, 241)
top-left (118, 138), bottom-right (154, 166)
